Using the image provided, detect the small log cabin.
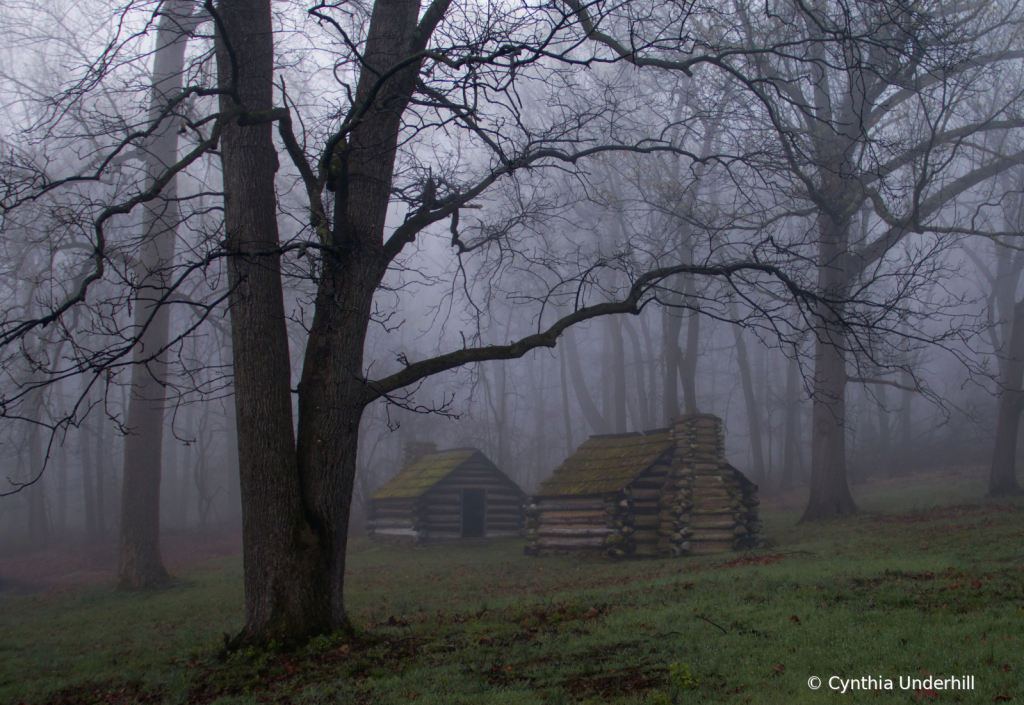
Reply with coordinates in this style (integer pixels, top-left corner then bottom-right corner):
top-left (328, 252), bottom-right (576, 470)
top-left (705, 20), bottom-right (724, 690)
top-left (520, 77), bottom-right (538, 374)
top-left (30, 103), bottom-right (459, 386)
top-left (367, 442), bottom-right (526, 543)
top-left (525, 414), bottom-right (762, 558)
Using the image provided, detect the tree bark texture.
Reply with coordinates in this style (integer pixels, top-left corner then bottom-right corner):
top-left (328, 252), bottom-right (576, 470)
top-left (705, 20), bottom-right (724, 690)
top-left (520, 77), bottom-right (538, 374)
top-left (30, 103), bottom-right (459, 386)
top-left (218, 0), bottom-right (450, 643)
top-left (217, 0), bottom-right (331, 642)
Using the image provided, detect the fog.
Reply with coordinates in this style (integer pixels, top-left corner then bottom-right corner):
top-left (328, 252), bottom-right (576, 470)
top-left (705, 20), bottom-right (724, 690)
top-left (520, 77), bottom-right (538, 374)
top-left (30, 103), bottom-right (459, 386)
top-left (0, 0), bottom-right (1021, 642)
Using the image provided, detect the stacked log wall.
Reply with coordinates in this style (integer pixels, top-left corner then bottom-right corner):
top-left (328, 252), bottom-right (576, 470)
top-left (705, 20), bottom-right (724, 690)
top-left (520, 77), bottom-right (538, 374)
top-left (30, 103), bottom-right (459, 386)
top-left (666, 414), bottom-right (763, 555)
top-left (366, 498), bottom-right (424, 542)
top-left (368, 451), bottom-right (525, 543)
top-left (623, 457), bottom-right (673, 557)
top-left (524, 495), bottom-right (619, 555)
top-left (525, 415), bottom-right (762, 559)
top-left (422, 458), bottom-right (525, 540)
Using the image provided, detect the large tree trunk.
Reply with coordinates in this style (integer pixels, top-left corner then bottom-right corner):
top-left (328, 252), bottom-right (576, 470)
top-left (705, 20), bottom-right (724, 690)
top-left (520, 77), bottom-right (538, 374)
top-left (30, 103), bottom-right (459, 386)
top-left (802, 322), bottom-right (857, 520)
top-left (801, 210), bottom-right (858, 522)
top-left (989, 299), bottom-right (1024, 496)
top-left (293, 0), bottom-right (429, 633)
top-left (219, 0), bottom-right (436, 644)
top-left (217, 0), bottom-right (331, 644)
top-left (117, 0), bottom-right (198, 589)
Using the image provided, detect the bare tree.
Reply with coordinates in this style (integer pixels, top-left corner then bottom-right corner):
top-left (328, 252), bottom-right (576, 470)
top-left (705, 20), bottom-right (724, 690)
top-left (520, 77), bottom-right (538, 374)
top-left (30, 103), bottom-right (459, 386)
top-left (13, 0), bottom-right (1013, 648)
top-left (565, 0), bottom-right (1024, 519)
top-left (965, 170), bottom-right (1024, 496)
top-left (118, 0), bottom-right (204, 590)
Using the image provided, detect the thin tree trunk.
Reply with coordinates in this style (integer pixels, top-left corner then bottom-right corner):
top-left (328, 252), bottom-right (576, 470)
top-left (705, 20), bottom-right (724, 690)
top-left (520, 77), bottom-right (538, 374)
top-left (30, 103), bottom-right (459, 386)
top-left (559, 343), bottom-right (574, 456)
top-left (730, 302), bottom-right (766, 487)
top-left (26, 391), bottom-right (50, 547)
top-left (896, 336), bottom-right (914, 476)
top-left (601, 321), bottom-right (613, 425)
top-left (56, 441), bottom-right (67, 537)
top-left (874, 383), bottom-right (892, 478)
top-left (639, 312), bottom-right (659, 427)
top-left (80, 404), bottom-right (97, 539)
top-left (662, 300), bottom-right (683, 424)
top-left (780, 348), bottom-right (799, 491)
top-left (95, 413), bottom-right (106, 539)
top-left (763, 346), bottom-right (774, 487)
top-left (989, 298), bottom-right (1024, 496)
top-left (531, 355), bottom-right (547, 489)
top-left (622, 317), bottom-right (652, 430)
top-left (680, 276), bottom-right (700, 414)
top-left (609, 316), bottom-right (627, 433)
top-left (564, 326), bottom-right (609, 434)
top-left (118, 0), bottom-right (199, 589)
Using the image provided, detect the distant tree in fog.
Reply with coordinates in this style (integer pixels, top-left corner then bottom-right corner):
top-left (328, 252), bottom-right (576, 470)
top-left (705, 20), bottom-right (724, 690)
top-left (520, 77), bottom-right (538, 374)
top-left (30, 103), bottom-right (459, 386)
top-left (566, 0), bottom-right (1024, 517)
top-left (965, 168), bottom-right (1024, 496)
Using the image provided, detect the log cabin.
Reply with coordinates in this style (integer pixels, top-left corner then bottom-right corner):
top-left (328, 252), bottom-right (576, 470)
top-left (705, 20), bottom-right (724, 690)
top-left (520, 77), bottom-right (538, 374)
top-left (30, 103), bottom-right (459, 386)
top-left (525, 414), bottom-right (762, 558)
top-left (367, 442), bottom-right (526, 543)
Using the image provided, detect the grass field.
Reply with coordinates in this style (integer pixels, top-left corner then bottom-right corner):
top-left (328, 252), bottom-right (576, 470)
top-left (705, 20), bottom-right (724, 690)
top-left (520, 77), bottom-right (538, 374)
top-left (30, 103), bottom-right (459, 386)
top-left (2, 466), bottom-right (1023, 704)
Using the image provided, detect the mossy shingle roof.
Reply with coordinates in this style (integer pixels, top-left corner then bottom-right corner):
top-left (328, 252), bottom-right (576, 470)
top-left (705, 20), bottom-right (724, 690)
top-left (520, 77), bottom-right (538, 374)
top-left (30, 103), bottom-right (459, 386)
top-left (370, 449), bottom-right (480, 499)
top-left (534, 432), bottom-right (674, 496)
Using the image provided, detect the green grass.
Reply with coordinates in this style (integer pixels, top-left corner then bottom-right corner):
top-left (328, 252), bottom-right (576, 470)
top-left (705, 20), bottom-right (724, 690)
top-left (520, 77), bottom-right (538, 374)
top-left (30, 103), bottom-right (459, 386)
top-left (3, 471), bottom-right (1023, 704)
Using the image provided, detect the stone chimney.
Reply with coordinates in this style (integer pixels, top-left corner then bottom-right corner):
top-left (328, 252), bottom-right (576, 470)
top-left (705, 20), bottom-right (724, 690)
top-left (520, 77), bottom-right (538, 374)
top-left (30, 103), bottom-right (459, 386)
top-left (403, 441), bottom-right (438, 467)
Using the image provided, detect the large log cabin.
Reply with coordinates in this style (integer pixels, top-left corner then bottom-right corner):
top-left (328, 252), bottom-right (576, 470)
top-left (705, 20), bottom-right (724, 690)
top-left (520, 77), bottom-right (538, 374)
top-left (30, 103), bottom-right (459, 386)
top-left (367, 442), bottom-right (525, 543)
top-left (525, 414), bottom-right (762, 558)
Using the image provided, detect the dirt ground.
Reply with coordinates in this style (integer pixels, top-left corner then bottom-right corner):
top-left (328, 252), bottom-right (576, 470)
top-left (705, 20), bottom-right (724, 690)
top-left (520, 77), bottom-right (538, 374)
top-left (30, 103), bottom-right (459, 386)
top-left (0, 526), bottom-right (242, 594)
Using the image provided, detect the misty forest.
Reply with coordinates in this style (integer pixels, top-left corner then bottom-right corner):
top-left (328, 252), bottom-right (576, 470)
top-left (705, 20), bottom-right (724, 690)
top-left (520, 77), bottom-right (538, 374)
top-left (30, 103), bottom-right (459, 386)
top-left (1, 0), bottom-right (1024, 702)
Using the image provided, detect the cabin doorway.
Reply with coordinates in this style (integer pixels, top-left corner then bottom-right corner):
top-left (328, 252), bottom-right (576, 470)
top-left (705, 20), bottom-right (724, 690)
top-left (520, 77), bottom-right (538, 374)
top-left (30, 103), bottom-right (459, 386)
top-left (461, 489), bottom-right (486, 538)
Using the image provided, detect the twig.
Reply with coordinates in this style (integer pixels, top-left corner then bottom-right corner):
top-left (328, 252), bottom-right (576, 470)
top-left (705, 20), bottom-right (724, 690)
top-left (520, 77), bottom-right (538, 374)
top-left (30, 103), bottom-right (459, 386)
top-left (694, 614), bottom-right (728, 634)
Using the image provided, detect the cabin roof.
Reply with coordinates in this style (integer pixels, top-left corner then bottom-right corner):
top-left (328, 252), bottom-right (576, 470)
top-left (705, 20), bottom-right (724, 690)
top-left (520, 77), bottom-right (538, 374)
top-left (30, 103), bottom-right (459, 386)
top-left (370, 448), bottom-right (482, 499)
top-left (533, 430), bottom-right (674, 496)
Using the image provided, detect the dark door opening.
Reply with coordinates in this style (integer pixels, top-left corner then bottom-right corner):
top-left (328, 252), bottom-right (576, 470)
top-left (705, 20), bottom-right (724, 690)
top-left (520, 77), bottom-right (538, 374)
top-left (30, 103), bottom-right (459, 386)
top-left (461, 489), bottom-right (486, 538)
